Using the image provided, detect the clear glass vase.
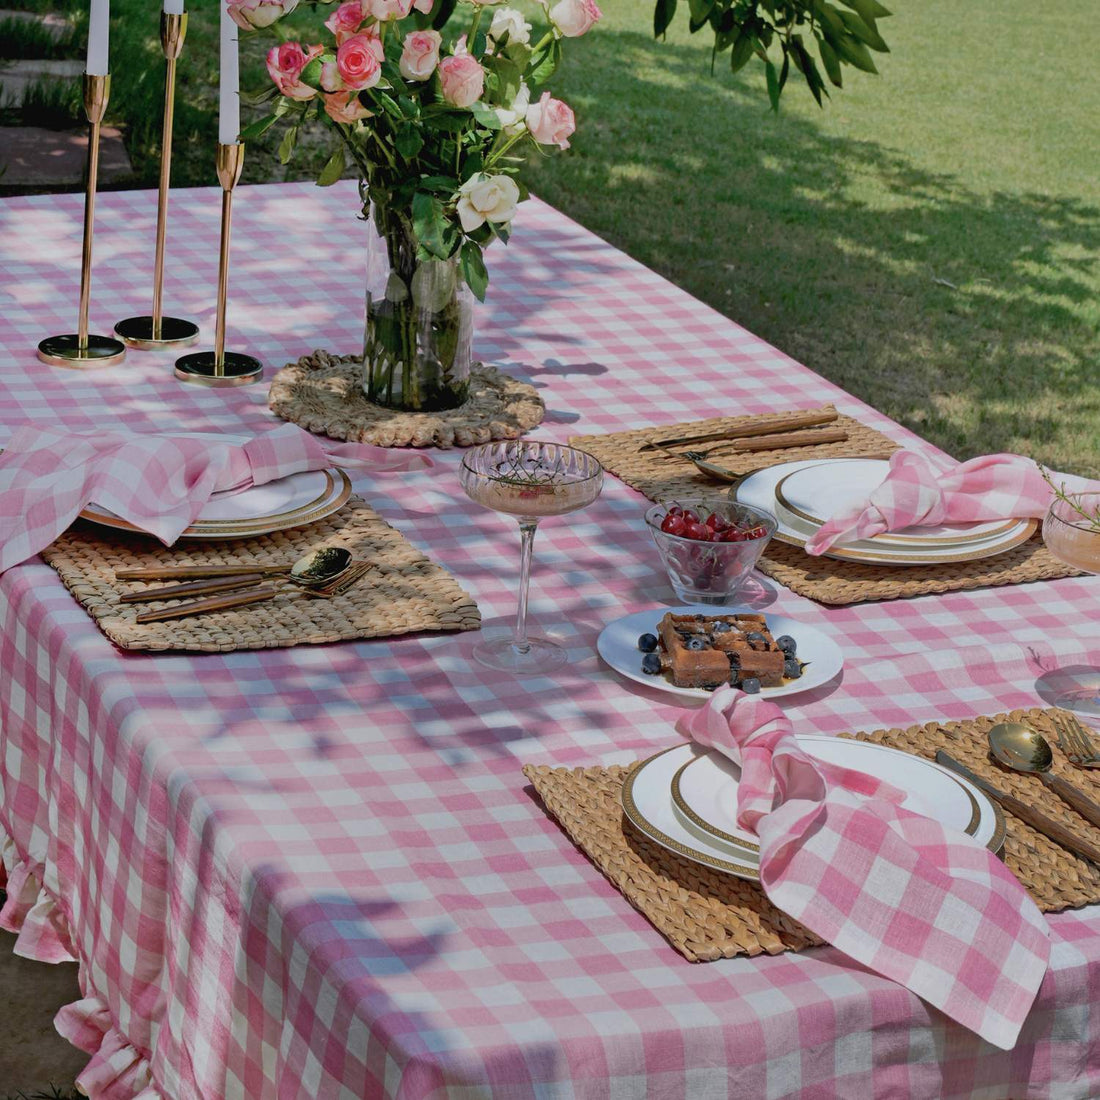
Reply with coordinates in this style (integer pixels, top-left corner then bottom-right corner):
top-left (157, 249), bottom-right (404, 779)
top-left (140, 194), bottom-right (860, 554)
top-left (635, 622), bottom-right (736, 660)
top-left (361, 198), bottom-right (472, 412)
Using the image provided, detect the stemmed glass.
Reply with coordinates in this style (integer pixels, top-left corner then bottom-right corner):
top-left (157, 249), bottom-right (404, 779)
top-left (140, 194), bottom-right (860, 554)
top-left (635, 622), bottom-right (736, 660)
top-left (460, 440), bottom-right (603, 673)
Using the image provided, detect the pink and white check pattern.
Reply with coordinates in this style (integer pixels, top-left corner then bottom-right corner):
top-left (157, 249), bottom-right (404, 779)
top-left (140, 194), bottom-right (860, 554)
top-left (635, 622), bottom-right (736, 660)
top-left (0, 422), bottom-right (429, 570)
top-left (678, 691), bottom-right (1049, 1049)
top-left (807, 449), bottom-right (1099, 554)
top-left (1, 181), bottom-right (1100, 1100)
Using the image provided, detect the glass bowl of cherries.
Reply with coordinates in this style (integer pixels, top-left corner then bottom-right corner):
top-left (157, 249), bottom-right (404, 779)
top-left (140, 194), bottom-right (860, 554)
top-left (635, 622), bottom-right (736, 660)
top-left (645, 497), bottom-right (777, 604)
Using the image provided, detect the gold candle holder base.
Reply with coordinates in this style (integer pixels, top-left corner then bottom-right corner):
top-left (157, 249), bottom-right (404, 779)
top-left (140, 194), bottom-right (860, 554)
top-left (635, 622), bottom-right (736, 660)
top-left (40, 72), bottom-right (126, 369)
top-left (37, 333), bottom-right (127, 368)
top-left (115, 13), bottom-right (197, 353)
top-left (114, 315), bottom-right (200, 350)
top-left (175, 142), bottom-right (262, 388)
top-left (174, 350), bottom-right (263, 387)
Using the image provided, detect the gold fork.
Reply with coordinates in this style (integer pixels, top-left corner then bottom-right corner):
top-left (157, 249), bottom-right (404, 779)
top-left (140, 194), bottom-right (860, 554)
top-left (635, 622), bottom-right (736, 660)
top-left (1053, 712), bottom-right (1100, 768)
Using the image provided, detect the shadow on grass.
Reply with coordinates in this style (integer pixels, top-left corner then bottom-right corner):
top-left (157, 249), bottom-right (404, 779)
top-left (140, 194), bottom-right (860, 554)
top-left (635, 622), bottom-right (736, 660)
top-left (526, 28), bottom-right (1100, 474)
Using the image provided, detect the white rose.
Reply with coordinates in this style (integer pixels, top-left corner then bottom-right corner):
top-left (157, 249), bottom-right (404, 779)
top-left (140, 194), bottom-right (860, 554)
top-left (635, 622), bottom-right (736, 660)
top-left (488, 7), bottom-right (531, 46)
top-left (549, 0), bottom-right (601, 37)
top-left (494, 82), bottom-right (530, 133)
top-left (456, 174), bottom-right (520, 233)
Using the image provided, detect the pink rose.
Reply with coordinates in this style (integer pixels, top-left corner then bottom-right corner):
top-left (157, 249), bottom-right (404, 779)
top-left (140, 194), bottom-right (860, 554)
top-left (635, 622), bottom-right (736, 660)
top-left (335, 33), bottom-right (384, 90)
top-left (266, 42), bottom-right (323, 101)
top-left (413, 0), bottom-right (434, 11)
top-left (323, 0), bottom-right (364, 43)
top-left (399, 30), bottom-right (442, 81)
top-left (438, 54), bottom-right (484, 108)
top-left (549, 0), bottom-right (601, 37)
top-left (366, 0), bottom-right (414, 20)
top-left (524, 91), bottom-right (575, 148)
top-left (227, 0), bottom-right (298, 30)
top-left (323, 90), bottom-right (372, 124)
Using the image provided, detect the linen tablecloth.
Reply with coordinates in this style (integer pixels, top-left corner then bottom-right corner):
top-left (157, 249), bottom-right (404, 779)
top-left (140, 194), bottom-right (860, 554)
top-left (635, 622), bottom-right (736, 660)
top-left (1, 181), bottom-right (1099, 1099)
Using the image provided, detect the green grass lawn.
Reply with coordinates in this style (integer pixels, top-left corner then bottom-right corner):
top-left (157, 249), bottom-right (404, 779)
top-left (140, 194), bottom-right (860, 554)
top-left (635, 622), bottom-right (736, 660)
top-left (17, 0), bottom-right (1100, 475)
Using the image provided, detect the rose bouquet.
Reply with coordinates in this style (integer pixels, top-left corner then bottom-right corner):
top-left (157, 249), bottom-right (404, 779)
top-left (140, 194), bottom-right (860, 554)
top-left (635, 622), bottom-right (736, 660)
top-left (230, 0), bottom-right (599, 410)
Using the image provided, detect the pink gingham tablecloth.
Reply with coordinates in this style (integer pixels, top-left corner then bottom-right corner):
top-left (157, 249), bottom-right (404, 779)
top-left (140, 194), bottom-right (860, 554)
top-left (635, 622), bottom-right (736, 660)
top-left (1, 181), bottom-right (1100, 1100)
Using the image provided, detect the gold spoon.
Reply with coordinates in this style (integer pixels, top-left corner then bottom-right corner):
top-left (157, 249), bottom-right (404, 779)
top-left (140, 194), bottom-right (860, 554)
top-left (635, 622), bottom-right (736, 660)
top-left (988, 721), bottom-right (1100, 829)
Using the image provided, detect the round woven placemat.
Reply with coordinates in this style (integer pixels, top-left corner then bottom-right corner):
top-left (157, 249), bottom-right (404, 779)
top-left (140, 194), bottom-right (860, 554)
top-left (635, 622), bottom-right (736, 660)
top-left (524, 706), bottom-right (1100, 963)
top-left (42, 496), bottom-right (480, 653)
top-left (268, 350), bottom-right (545, 448)
top-left (569, 406), bottom-right (1083, 605)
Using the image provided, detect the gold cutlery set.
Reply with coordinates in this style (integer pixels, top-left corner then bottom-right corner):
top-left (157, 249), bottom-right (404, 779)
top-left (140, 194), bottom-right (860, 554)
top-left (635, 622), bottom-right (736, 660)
top-left (936, 713), bottom-right (1100, 865)
top-left (117, 547), bottom-right (369, 624)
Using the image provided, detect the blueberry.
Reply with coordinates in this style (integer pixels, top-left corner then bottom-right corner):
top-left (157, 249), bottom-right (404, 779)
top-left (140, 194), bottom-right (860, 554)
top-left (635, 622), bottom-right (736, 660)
top-left (641, 652), bottom-right (662, 675)
top-left (711, 621), bottom-right (731, 633)
top-left (783, 658), bottom-right (802, 680)
top-left (745, 631), bottom-right (767, 648)
top-left (776, 635), bottom-right (797, 656)
top-left (740, 677), bottom-right (761, 694)
top-left (637, 632), bottom-right (658, 653)
top-left (685, 636), bottom-right (708, 651)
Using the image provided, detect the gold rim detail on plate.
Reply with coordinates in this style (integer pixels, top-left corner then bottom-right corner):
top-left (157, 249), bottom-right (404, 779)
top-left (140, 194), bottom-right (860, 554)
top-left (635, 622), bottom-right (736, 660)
top-left (670, 745), bottom-right (989, 857)
top-left (773, 467), bottom-right (1018, 548)
top-left (621, 745), bottom-right (761, 880)
top-left (80, 470), bottom-right (352, 538)
top-left (772, 517), bottom-right (1038, 565)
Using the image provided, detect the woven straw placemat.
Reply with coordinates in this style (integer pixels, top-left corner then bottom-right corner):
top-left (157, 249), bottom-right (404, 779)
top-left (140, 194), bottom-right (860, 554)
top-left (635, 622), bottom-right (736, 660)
top-left (269, 350), bottom-right (545, 448)
top-left (524, 707), bottom-right (1100, 962)
top-left (569, 406), bottom-right (1081, 605)
top-left (42, 496), bottom-right (480, 653)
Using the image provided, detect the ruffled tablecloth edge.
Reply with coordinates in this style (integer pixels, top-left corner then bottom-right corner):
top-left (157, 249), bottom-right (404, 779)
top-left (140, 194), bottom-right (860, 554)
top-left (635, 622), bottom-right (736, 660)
top-left (0, 830), bottom-right (166, 1100)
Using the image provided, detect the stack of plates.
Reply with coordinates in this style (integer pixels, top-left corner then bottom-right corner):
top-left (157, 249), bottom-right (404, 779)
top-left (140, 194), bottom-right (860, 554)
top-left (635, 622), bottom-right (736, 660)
top-left (80, 433), bottom-right (352, 540)
top-left (734, 457), bottom-right (1036, 565)
top-left (622, 739), bottom-right (1006, 881)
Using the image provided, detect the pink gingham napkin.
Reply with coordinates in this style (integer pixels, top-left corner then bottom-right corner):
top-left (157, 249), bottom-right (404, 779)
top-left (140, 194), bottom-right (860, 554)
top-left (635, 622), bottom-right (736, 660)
top-left (0, 423), bottom-right (432, 572)
top-left (677, 690), bottom-right (1050, 1049)
top-left (805, 450), bottom-right (1097, 555)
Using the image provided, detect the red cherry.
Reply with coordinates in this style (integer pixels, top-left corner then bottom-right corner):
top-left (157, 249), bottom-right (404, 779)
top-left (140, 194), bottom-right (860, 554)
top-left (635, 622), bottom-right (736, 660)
top-left (682, 509), bottom-right (700, 524)
top-left (746, 525), bottom-right (768, 540)
top-left (685, 521), bottom-right (710, 541)
top-left (718, 529), bottom-right (740, 542)
top-left (661, 514), bottom-right (687, 536)
top-left (666, 505), bottom-right (684, 518)
top-left (706, 512), bottom-right (728, 531)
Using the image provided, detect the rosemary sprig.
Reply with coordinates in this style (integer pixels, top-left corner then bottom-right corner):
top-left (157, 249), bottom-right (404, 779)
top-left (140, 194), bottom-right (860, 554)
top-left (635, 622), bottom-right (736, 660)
top-left (1038, 463), bottom-right (1100, 531)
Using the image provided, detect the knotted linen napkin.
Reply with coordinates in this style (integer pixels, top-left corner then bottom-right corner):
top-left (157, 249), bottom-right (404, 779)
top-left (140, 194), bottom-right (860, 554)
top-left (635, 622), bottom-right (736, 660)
top-left (0, 423), bottom-right (432, 572)
top-left (805, 450), bottom-right (1097, 555)
top-left (676, 689), bottom-right (1050, 1049)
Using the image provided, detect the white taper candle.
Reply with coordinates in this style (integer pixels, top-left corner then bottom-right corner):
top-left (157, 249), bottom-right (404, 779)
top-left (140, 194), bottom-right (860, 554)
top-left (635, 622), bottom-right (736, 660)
top-left (87, 0), bottom-right (109, 76)
top-left (163, 0), bottom-right (185, 14)
top-left (219, 1), bottom-right (240, 145)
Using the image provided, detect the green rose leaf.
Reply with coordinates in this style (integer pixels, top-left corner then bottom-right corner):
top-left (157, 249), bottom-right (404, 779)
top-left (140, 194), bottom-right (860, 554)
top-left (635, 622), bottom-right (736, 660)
top-left (469, 103), bottom-right (504, 130)
top-left (316, 144), bottom-right (346, 186)
top-left (460, 240), bottom-right (489, 302)
top-left (528, 39), bottom-right (563, 86)
top-left (278, 125), bottom-right (298, 165)
top-left (238, 113), bottom-right (279, 141)
top-left (412, 191), bottom-right (450, 259)
top-left (300, 57), bottom-right (324, 87)
top-left (395, 126), bottom-right (425, 158)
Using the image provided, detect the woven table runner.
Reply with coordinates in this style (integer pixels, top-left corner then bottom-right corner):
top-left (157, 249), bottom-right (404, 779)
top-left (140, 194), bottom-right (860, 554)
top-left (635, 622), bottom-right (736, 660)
top-left (524, 707), bottom-right (1100, 962)
top-left (42, 496), bottom-right (481, 653)
top-left (569, 406), bottom-right (1081, 605)
top-left (269, 350), bottom-right (545, 448)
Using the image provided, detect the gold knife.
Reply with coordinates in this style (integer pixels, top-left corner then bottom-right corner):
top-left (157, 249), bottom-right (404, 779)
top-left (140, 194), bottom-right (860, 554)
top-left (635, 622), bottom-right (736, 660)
top-left (639, 408), bottom-right (839, 451)
top-left (935, 750), bottom-right (1100, 865)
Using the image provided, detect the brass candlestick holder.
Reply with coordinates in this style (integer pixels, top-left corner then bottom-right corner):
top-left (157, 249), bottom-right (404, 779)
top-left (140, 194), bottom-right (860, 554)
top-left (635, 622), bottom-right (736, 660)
top-left (115, 12), bottom-right (199, 350)
top-left (38, 73), bottom-right (127, 368)
top-left (174, 143), bottom-right (263, 386)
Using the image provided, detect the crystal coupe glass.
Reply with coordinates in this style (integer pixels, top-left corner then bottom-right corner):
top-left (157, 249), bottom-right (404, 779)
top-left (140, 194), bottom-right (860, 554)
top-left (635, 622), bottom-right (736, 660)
top-left (460, 440), bottom-right (603, 673)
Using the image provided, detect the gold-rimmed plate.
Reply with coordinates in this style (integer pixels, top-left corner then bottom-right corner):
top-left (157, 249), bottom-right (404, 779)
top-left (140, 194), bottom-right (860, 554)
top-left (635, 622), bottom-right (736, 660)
top-left (624, 739), bottom-right (1005, 883)
top-left (774, 460), bottom-right (1019, 548)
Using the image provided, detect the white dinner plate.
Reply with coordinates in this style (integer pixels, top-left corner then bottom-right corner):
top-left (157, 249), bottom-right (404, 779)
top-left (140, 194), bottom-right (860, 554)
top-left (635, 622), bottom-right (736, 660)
top-left (621, 741), bottom-right (1005, 882)
top-left (775, 459), bottom-right (1019, 547)
top-left (596, 605), bottom-right (843, 700)
top-left (734, 459), bottom-right (1036, 566)
top-left (79, 433), bottom-right (353, 539)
